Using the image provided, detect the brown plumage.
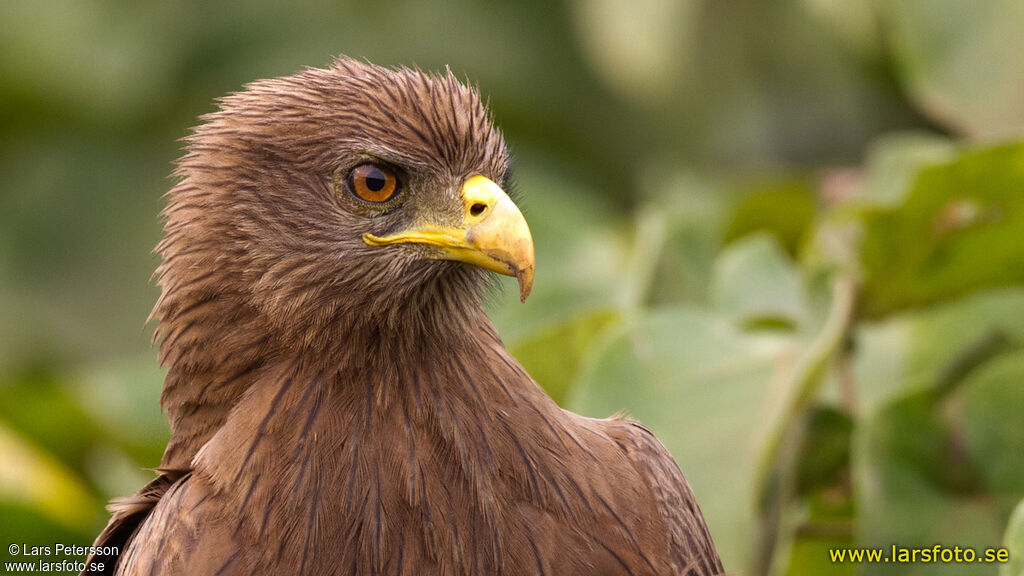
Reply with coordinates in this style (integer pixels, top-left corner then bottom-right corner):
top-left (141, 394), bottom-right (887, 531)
top-left (83, 57), bottom-right (723, 576)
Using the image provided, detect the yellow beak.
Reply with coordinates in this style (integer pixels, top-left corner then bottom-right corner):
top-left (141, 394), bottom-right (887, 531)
top-left (363, 176), bottom-right (535, 302)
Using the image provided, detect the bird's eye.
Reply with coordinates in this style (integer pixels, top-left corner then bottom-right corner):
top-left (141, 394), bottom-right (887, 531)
top-left (346, 163), bottom-right (401, 204)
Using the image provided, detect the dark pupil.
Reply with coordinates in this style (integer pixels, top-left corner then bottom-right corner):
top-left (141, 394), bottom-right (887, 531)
top-left (364, 168), bottom-right (387, 192)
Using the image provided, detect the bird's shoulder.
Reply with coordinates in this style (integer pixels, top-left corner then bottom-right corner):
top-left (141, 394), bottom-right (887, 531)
top-left (595, 416), bottom-right (725, 576)
top-left (110, 473), bottom-right (243, 575)
top-left (80, 470), bottom-right (186, 576)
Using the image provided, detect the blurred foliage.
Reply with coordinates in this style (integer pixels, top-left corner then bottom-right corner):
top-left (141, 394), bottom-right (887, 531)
top-left (860, 144), bottom-right (1024, 317)
top-left (2, 0), bottom-right (1023, 575)
top-left (1005, 499), bottom-right (1024, 576)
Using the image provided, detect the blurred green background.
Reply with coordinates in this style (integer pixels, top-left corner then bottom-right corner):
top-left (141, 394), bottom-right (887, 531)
top-left (2, 0), bottom-right (1024, 574)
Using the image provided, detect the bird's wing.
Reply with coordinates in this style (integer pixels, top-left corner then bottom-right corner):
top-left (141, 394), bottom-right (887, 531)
top-left (79, 470), bottom-right (184, 576)
top-left (607, 420), bottom-right (725, 576)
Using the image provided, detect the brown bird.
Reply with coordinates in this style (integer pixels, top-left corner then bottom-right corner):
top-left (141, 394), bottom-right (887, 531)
top-left (83, 57), bottom-right (723, 576)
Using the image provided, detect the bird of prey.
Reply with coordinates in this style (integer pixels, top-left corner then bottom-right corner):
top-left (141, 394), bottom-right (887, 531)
top-left (83, 57), bottom-right (723, 576)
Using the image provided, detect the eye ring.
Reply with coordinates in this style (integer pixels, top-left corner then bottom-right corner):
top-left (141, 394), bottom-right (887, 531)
top-left (346, 163), bottom-right (401, 204)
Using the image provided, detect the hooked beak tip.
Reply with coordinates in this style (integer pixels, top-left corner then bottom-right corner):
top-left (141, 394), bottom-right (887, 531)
top-left (516, 266), bottom-right (534, 303)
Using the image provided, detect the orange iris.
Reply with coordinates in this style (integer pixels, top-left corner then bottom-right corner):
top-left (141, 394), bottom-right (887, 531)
top-left (347, 163), bottom-right (400, 203)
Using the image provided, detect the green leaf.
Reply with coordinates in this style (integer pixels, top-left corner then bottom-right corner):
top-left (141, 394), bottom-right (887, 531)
top-left (961, 352), bottom-right (1024, 518)
top-left (71, 355), bottom-right (168, 464)
top-left (1002, 498), bottom-right (1024, 576)
top-left (795, 407), bottom-right (854, 496)
top-left (859, 132), bottom-right (955, 206)
top-left (799, 0), bottom-right (882, 57)
top-left (854, 389), bottom-right (1001, 576)
top-left (853, 287), bottom-right (1024, 415)
top-left (0, 421), bottom-right (99, 533)
top-left (723, 177), bottom-right (817, 257)
top-left (860, 142), bottom-right (1024, 317)
top-left (648, 173), bottom-right (735, 307)
top-left (0, 367), bottom-right (102, 472)
top-left (710, 234), bottom-right (807, 330)
top-left (509, 309), bottom-right (620, 405)
top-left (853, 351), bottom-right (1024, 575)
top-left (782, 407), bottom-right (856, 576)
top-left (784, 535), bottom-right (856, 576)
top-left (569, 0), bottom-right (699, 107)
top-left (877, 0), bottom-right (1024, 136)
top-left (0, 502), bottom-right (89, 562)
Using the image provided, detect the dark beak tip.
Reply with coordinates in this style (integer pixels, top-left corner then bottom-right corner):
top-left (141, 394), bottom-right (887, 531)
top-left (515, 267), bottom-right (533, 303)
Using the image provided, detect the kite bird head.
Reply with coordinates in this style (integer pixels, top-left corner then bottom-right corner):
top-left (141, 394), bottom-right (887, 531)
top-left (153, 58), bottom-right (533, 359)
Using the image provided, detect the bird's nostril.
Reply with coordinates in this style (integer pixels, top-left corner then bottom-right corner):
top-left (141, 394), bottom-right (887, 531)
top-left (470, 203), bottom-right (487, 217)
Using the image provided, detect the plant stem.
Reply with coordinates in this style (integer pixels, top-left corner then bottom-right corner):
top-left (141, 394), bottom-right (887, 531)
top-left (757, 274), bottom-right (857, 576)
